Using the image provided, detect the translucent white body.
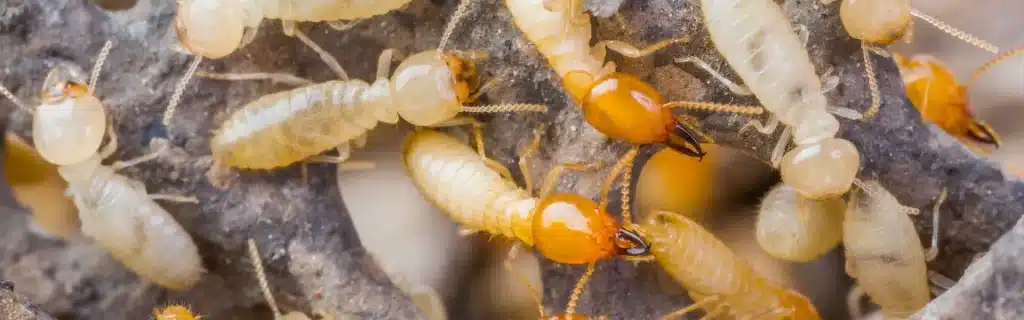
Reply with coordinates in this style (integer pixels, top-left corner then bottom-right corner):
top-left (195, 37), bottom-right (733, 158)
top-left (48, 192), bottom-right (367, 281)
top-left (58, 156), bottom-right (203, 290)
top-left (843, 180), bottom-right (929, 318)
top-left (756, 183), bottom-right (844, 262)
top-left (700, 0), bottom-right (837, 145)
top-left (211, 50), bottom-right (462, 169)
top-left (175, 0), bottom-right (411, 58)
top-left (32, 95), bottom-right (106, 166)
top-left (401, 130), bottom-right (537, 245)
top-left (779, 138), bottom-right (861, 199)
top-left (504, 0), bottom-right (609, 80)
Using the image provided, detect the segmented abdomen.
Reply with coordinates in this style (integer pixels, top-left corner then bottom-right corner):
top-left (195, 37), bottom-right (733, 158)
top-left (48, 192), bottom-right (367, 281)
top-left (401, 130), bottom-right (537, 245)
top-left (643, 212), bottom-right (790, 317)
top-left (212, 80), bottom-right (382, 169)
top-left (844, 181), bottom-right (929, 318)
top-left (505, 0), bottom-right (607, 79)
top-left (71, 167), bottom-right (203, 290)
top-left (701, 0), bottom-right (829, 128)
top-left (262, 0), bottom-right (412, 21)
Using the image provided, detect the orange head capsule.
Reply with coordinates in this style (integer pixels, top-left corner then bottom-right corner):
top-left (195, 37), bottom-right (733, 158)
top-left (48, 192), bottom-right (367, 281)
top-left (564, 71), bottom-right (705, 158)
top-left (440, 52), bottom-right (481, 103)
top-left (776, 289), bottom-right (821, 320)
top-left (894, 53), bottom-right (1001, 147)
top-left (532, 193), bottom-right (650, 265)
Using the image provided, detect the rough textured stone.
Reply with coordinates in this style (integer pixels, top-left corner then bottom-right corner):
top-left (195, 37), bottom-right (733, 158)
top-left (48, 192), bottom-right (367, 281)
top-left (1, 0), bottom-right (1021, 318)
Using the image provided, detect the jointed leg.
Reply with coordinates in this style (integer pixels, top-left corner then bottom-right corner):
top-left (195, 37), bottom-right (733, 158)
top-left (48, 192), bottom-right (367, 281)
top-left (150, 194), bottom-right (199, 203)
top-left (327, 19), bottom-right (364, 31)
top-left (430, 117), bottom-right (515, 181)
top-left (196, 71), bottom-right (314, 86)
top-left (675, 56), bottom-right (753, 96)
top-left (285, 21), bottom-right (349, 80)
top-left (770, 126), bottom-right (792, 168)
top-left (99, 124), bottom-right (119, 160)
top-left (503, 243), bottom-right (547, 318)
top-left (111, 142), bottom-right (168, 171)
top-left (595, 37), bottom-right (690, 59)
top-left (538, 161), bottom-right (604, 198)
top-left (657, 295), bottom-right (722, 320)
top-left (375, 49), bottom-right (398, 80)
top-left (519, 126), bottom-right (545, 194)
top-left (307, 143), bottom-right (377, 171)
top-left (741, 114), bottom-right (779, 135)
top-left (926, 189), bottom-right (948, 261)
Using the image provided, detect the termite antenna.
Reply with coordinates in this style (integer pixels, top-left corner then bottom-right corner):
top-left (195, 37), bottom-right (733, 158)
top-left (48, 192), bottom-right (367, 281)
top-left (162, 56), bottom-right (203, 128)
top-left (88, 40), bottom-right (114, 94)
top-left (460, 104), bottom-right (548, 113)
top-left (968, 45), bottom-right (1024, 89)
top-left (565, 263), bottom-right (596, 317)
top-left (860, 41), bottom-right (881, 120)
top-left (438, 0), bottom-right (473, 52)
top-left (247, 239), bottom-right (283, 318)
top-left (662, 100), bottom-right (764, 115)
top-left (910, 8), bottom-right (999, 54)
top-left (0, 82), bottom-right (31, 114)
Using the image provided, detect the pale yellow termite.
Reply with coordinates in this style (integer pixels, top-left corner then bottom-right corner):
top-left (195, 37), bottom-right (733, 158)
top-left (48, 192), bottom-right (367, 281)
top-left (1, 42), bottom-right (204, 290)
top-left (401, 128), bottom-right (652, 318)
top-left (641, 211), bottom-right (821, 319)
top-left (843, 180), bottom-right (942, 319)
top-left (756, 182), bottom-right (845, 263)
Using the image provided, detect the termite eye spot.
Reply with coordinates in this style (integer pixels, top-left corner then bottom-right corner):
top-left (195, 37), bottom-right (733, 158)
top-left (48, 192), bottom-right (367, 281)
top-left (441, 54), bottom-right (480, 103)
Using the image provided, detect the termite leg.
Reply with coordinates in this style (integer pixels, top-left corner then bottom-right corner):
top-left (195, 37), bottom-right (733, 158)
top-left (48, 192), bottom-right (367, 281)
top-left (150, 194), bottom-right (199, 203)
top-left (502, 243), bottom-right (547, 318)
top-left (846, 285), bottom-right (866, 320)
top-left (594, 36), bottom-right (690, 59)
top-left (675, 56), bottom-right (753, 96)
top-left (827, 105), bottom-right (864, 120)
top-left (110, 142), bottom-right (168, 171)
top-left (926, 189), bottom-right (948, 261)
top-left (529, 124), bottom-right (603, 197)
top-left (326, 19), bottom-right (363, 31)
top-left (99, 124), bottom-right (119, 160)
top-left (770, 126), bottom-right (793, 169)
top-left (657, 295), bottom-right (722, 320)
top-left (195, 71), bottom-right (314, 86)
top-left (375, 49), bottom-right (398, 81)
top-left (285, 21), bottom-right (349, 80)
top-left (428, 116), bottom-right (515, 181)
top-left (741, 114), bottom-right (779, 135)
top-left (820, 65), bottom-right (840, 93)
top-left (307, 143), bottom-right (377, 171)
top-left (519, 125), bottom-right (544, 193)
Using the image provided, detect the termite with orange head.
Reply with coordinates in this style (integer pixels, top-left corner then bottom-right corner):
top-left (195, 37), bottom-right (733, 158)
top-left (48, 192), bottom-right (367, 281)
top-left (843, 180), bottom-right (945, 319)
top-left (893, 48), bottom-right (1024, 152)
top-left (504, 0), bottom-right (742, 161)
top-left (401, 128), bottom-right (653, 319)
top-left (174, 4), bottom-right (547, 187)
top-left (0, 41), bottom-right (204, 290)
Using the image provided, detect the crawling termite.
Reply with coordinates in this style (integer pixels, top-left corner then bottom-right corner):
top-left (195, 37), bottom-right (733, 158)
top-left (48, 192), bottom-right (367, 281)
top-left (505, 0), bottom-right (722, 160)
top-left (174, 0), bottom-right (410, 59)
top-left (893, 49), bottom-right (1024, 151)
top-left (843, 180), bottom-right (943, 319)
top-left (674, 0), bottom-right (863, 200)
top-left (401, 128), bottom-right (652, 318)
top-left (641, 211), bottom-right (821, 319)
top-left (756, 182), bottom-right (845, 263)
top-left (0, 41), bottom-right (204, 290)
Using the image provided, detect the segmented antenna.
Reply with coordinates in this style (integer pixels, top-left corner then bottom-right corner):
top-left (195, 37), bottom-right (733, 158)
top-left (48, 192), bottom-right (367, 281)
top-left (162, 56), bottom-right (203, 127)
top-left (438, 0), bottom-right (474, 52)
top-left (861, 42), bottom-right (881, 120)
top-left (247, 239), bottom-right (283, 318)
top-left (460, 104), bottom-right (548, 113)
top-left (969, 45), bottom-right (1024, 89)
top-left (88, 41), bottom-right (114, 94)
top-left (910, 8), bottom-right (999, 54)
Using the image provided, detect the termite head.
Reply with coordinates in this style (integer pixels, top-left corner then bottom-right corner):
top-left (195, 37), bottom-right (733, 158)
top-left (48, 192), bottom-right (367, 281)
top-left (966, 120), bottom-right (1001, 147)
top-left (532, 193), bottom-right (647, 264)
top-left (777, 289), bottom-right (821, 320)
top-left (840, 0), bottom-right (911, 45)
top-left (390, 50), bottom-right (472, 126)
top-left (34, 67), bottom-right (106, 166)
top-left (440, 51), bottom-right (482, 103)
top-left (780, 138), bottom-right (860, 200)
top-left (567, 72), bottom-right (704, 158)
top-left (154, 305), bottom-right (201, 320)
top-left (174, 0), bottom-right (245, 59)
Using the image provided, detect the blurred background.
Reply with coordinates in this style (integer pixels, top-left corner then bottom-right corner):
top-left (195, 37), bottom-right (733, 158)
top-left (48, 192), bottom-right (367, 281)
top-left (2, 0), bottom-right (1021, 319)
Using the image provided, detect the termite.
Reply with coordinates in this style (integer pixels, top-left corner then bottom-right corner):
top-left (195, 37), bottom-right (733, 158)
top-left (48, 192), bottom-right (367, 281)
top-left (893, 47), bottom-right (1024, 151)
top-left (755, 182), bottom-right (845, 263)
top-left (154, 305), bottom-right (200, 320)
top-left (401, 128), bottom-right (652, 318)
top-left (668, 0), bottom-right (864, 200)
top-left (843, 180), bottom-right (943, 319)
top-left (0, 41), bottom-right (205, 290)
top-left (504, 0), bottom-right (721, 160)
top-left (4, 133), bottom-right (80, 239)
top-left (194, 4), bottom-right (545, 182)
top-left (641, 211), bottom-right (821, 319)
top-left (825, 0), bottom-right (1002, 121)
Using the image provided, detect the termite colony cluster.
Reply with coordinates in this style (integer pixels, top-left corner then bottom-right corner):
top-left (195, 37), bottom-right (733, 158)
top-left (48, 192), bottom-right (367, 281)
top-left (1, 0), bottom-right (1020, 319)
